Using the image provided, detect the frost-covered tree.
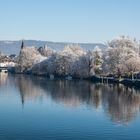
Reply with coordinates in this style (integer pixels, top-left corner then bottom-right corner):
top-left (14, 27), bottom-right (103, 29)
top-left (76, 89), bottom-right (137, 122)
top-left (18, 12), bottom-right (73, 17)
top-left (121, 50), bottom-right (140, 79)
top-left (92, 46), bottom-right (103, 76)
top-left (108, 36), bottom-right (139, 49)
top-left (103, 36), bottom-right (139, 77)
top-left (55, 44), bottom-right (89, 78)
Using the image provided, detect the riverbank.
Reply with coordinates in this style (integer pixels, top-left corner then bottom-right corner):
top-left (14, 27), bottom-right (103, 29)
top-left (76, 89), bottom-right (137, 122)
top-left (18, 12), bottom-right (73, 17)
top-left (90, 76), bottom-right (140, 88)
top-left (6, 68), bottom-right (140, 88)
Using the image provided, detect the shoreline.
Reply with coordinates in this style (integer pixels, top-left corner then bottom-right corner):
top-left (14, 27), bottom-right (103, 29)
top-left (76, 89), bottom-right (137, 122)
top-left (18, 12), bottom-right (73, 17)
top-left (6, 70), bottom-right (140, 89)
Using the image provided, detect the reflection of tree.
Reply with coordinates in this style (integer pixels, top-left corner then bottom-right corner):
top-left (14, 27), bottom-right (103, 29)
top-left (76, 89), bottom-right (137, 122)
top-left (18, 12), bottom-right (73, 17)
top-left (102, 84), bottom-right (140, 124)
top-left (34, 79), bottom-right (91, 107)
top-left (8, 75), bottom-right (140, 124)
top-left (0, 73), bottom-right (8, 86)
top-left (89, 84), bottom-right (102, 109)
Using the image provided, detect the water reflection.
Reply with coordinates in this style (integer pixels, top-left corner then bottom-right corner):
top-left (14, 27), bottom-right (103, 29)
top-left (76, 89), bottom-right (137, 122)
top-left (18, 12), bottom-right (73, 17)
top-left (0, 73), bottom-right (8, 85)
top-left (101, 84), bottom-right (140, 124)
top-left (1, 75), bottom-right (140, 124)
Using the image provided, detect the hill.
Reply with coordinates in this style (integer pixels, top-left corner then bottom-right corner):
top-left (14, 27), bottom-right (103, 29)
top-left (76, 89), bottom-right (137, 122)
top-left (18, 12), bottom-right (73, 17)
top-left (0, 40), bottom-right (106, 55)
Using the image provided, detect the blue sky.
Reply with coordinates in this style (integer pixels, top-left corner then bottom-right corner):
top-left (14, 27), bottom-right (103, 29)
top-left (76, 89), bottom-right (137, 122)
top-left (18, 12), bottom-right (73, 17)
top-left (0, 0), bottom-right (139, 43)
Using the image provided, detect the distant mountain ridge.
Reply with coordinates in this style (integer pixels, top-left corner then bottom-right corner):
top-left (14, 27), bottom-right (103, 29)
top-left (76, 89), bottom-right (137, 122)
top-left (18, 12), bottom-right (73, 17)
top-left (0, 40), bottom-right (106, 55)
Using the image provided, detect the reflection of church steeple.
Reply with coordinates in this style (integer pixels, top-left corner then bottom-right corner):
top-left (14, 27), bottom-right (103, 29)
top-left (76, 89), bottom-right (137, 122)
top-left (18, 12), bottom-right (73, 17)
top-left (20, 92), bottom-right (25, 108)
top-left (19, 85), bottom-right (25, 108)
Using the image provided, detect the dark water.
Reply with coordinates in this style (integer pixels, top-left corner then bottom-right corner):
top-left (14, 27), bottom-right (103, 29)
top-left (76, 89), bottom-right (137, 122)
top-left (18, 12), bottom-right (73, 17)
top-left (0, 74), bottom-right (140, 140)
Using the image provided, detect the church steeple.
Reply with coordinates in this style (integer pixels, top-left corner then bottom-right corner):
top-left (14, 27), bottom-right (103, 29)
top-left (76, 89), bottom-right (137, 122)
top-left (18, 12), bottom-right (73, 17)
top-left (21, 40), bottom-right (24, 49)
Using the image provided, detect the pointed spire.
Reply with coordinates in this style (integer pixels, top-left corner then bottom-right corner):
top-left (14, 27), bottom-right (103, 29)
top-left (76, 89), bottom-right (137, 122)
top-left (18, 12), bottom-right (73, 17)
top-left (21, 40), bottom-right (24, 49)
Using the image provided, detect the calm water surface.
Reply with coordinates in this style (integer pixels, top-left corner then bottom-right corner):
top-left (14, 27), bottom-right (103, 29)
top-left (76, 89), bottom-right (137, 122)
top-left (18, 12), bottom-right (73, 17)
top-left (0, 73), bottom-right (140, 140)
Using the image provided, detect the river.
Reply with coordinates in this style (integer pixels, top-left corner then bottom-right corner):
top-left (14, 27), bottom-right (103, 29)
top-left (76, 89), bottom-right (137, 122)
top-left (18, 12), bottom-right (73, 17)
top-left (0, 73), bottom-right (140, 140)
